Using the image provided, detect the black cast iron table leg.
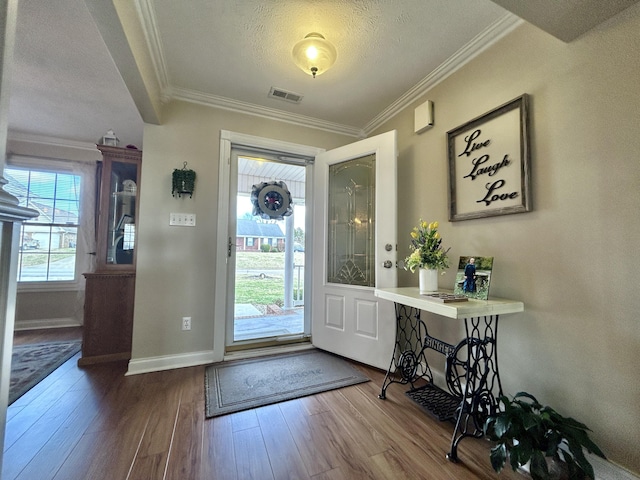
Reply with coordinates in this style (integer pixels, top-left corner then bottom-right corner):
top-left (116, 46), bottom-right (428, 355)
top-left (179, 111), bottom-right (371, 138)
top-left (379, 302), bottom-right (430, 399)
top-left (446, 315), bottom-right (502, 462)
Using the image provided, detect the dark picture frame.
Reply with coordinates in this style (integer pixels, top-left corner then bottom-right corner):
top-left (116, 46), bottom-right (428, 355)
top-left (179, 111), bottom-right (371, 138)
top-left (447, 94), bottom-right (531, 221)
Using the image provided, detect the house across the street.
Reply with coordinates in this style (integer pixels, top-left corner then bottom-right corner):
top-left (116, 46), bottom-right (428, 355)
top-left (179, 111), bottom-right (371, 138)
top-left (236, 218), bottom-right (285, 251)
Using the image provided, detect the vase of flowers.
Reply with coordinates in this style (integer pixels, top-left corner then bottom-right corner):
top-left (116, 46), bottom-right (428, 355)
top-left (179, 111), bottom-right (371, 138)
top-left (404, 220), bottom-right (450, 294)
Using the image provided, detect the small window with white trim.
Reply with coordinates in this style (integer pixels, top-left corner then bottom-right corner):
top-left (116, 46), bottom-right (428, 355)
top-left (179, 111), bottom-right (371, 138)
top-left (4, 166), bottom-right (83, 283)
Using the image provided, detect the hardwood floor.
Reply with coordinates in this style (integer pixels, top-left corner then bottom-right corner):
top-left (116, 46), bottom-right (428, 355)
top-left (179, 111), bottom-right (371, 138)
top-left (4, 328), bottom-right (522, 480)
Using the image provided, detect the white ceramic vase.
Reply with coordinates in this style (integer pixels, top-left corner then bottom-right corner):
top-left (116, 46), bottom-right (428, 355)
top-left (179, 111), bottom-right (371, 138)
top-left (419, 268), bottom-right (439, 294)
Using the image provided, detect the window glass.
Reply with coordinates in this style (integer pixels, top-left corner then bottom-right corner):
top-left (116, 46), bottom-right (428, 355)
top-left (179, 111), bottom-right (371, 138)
top-left (4, 167), bottom-right (81, 282)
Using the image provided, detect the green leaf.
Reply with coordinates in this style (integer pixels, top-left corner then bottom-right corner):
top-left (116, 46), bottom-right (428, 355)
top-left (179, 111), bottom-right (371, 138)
top-left (523, 412), bottom-right (541, 431)
top-left (545, 431), bottom-right (562, 456)
top-left (566, 441), bottom-right (594, 478)
top-left (490, 444), bottom-right (507, 472)
top-left (494, 416), bottom-right (511, 437)
top-left (529, 450), bottom-right (549, 480)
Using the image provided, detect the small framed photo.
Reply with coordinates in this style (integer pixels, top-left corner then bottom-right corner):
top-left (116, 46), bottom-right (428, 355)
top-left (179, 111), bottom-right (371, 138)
top-left (453, 256), bottom-right (494, 300)
top-left (447, 94), bottom-right (531, 221)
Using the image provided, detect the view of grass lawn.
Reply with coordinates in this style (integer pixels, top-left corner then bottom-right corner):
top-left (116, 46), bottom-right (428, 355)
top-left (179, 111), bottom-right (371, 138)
top-left (235, 274), bottom-right (284, 305)
top-left (235, 251), bottom-right (304, 269)
top-left (235, 251), bottom-right (305, 306)
top-left (19, 250), bottom-right (75, 266)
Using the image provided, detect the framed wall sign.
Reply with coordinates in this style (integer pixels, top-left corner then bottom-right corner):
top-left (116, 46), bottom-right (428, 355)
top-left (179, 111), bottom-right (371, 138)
top-left (447, 94), bottom-right (531, 221)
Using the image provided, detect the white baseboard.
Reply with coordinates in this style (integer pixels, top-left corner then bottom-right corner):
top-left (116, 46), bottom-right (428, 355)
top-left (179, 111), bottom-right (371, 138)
top-left (14, 317), bottom-right (82, 331)
top-left (126, 350), bottom-right (216, 376)
top-left (126, 343), bottom-right (316, 376)
top-left (590, 454), bottom-right (640, 480)
top-left (519, 455), bottom-right (639, 480)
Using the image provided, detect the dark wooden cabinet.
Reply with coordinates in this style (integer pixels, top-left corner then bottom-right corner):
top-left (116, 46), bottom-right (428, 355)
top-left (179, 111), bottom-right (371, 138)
top-left (79, 272), bottom-right (136, 365)
top-left (79, 145), bottom-right (142, 365)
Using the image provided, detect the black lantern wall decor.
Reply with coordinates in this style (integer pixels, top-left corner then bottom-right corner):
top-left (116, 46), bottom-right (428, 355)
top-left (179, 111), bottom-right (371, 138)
top-left (172, 162), bottom-right (196, 198)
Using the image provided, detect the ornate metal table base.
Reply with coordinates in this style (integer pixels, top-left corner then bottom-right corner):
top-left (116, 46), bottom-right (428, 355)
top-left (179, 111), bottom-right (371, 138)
top-left (379, 303), bottom-right (503, 462)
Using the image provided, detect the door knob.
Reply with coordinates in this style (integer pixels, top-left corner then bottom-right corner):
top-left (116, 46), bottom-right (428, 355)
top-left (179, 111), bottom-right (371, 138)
top-left (383, 260), bottom-right (393, 268)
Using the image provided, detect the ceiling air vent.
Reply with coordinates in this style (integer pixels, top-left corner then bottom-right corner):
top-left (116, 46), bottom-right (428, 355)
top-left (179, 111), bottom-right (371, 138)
top-left (268, 87), bottom-right (303, 104)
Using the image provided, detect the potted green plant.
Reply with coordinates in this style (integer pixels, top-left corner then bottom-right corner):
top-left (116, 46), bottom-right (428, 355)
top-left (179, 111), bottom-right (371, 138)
top-left (484, 392), bottom-right (606, 480)
top-left (172, 163), bottom-right (196, 198)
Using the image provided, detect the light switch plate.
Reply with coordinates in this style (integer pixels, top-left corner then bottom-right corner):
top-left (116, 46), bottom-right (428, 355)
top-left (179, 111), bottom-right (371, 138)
top-left (170, 213), bottom-right (196, 226)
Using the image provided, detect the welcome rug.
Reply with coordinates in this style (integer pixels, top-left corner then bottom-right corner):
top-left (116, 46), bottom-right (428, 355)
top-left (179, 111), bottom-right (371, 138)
top-left (205, 349), bottom-right (369, 417)
top-left (9, 341), bottom-right (82, 405)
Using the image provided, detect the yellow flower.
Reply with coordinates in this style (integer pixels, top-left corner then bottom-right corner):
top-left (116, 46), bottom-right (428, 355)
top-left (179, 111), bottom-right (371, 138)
top-left (404, 219), bottom-right (450, 272)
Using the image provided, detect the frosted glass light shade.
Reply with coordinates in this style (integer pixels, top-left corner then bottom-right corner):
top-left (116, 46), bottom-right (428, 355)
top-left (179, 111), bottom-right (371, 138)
top-left (292, 33), bottom-right (337, 78)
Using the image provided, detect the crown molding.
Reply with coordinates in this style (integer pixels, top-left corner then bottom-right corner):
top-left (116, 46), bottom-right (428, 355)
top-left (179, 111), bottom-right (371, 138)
top-left (7, 132), bottom-right (99, 152)
top-left (135, 4), bottom-right (521, 139)
top-left (135, 2), bottom-right (361, 137)
top-left (134, 0), bottom-right (170, 92)
top-left (171, 87), bottom-right (364, 138)
top-left (362, 13), bottom-right (524, 136)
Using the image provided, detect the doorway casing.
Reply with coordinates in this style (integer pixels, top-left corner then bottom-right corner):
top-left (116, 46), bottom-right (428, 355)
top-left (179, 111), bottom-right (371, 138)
top-left (214, 131), bottom-right (325, 362)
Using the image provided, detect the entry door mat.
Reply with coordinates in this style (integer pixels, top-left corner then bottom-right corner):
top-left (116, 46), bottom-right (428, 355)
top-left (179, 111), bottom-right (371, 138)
top-left (205, 349), bottom-right (370, 418)
top-left (9, 341), bottom-right (82, 405)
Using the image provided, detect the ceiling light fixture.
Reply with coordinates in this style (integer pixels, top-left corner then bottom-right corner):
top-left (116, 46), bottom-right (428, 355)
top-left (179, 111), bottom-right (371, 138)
top-left (292, 33), bottom-right (337, 78)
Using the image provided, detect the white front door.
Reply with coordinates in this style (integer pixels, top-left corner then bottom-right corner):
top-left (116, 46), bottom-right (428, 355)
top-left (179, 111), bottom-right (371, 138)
top-left (311, 130), bottom-right (397, 369)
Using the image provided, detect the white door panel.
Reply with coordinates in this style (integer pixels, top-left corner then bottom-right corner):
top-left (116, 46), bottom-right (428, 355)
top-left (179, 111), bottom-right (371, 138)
top-left (312, 131), bottom-right (397, 369)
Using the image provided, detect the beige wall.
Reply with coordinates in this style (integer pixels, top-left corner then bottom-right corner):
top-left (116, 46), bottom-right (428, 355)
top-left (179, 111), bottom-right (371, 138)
top-left (371, 6), bottom-right (640, 474)
top-left (131, 101), bottom-right (352, 360)
top-left (15, 291), bottom-right (82, 327)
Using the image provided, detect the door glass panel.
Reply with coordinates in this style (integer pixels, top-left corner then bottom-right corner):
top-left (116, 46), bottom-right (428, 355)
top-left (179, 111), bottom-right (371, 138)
top-left (327, 154), bottom-right (375, 287)
top-left (233, 155), bottom-right (307, 342)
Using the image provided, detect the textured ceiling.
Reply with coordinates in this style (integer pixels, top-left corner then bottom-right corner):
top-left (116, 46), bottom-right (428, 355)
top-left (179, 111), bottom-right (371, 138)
top-left (8, 0), bottom-right (144, 149)
top-left (6, 0), bottom-right (639, 150)
top-left (148, 0), bottom-right (510, 132)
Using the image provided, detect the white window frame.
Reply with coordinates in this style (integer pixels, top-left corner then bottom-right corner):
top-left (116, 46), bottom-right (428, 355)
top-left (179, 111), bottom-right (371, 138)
top-left (6, 156), bottom-right (95, 292)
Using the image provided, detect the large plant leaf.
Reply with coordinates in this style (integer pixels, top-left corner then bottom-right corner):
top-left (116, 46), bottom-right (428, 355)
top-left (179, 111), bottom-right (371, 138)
top-left (494, 416), bottom-right (511, 437)
top-left (490, 444), bottom-right (507, 472)
top-left (529, 450), bottom-right (549, 480)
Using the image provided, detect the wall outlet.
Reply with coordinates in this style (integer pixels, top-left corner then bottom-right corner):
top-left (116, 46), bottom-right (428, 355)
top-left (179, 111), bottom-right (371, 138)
top-left (182, 316), bottom-right (191, 330)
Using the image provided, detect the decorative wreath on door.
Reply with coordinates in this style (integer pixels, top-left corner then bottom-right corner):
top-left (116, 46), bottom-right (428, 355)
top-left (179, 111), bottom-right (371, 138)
top-left (250, 180), bottom-right (293, 220)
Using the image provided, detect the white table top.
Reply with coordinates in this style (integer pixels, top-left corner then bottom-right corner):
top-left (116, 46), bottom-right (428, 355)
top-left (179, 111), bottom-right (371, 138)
top-left (374, 287), bottom-right (524, 320)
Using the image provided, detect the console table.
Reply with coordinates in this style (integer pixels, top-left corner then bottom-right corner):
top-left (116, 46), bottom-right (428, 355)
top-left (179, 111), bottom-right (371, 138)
top-left (374, 287), bottom-right (523, 462)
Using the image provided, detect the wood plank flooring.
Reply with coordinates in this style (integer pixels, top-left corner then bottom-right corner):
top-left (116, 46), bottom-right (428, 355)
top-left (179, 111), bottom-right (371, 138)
top-left (4, 328), bottom-right (522, 480)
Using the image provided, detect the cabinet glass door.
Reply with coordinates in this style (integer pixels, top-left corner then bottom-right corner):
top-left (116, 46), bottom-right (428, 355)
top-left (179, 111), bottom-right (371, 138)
top-left (106, 161), bottom-right (138, 265)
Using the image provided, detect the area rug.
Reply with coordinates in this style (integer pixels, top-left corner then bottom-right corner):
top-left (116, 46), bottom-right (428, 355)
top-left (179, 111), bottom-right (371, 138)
top-left (205, 349), bottom-right (369, 417)
top-left (9, 341), bottom-right (82, 405)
